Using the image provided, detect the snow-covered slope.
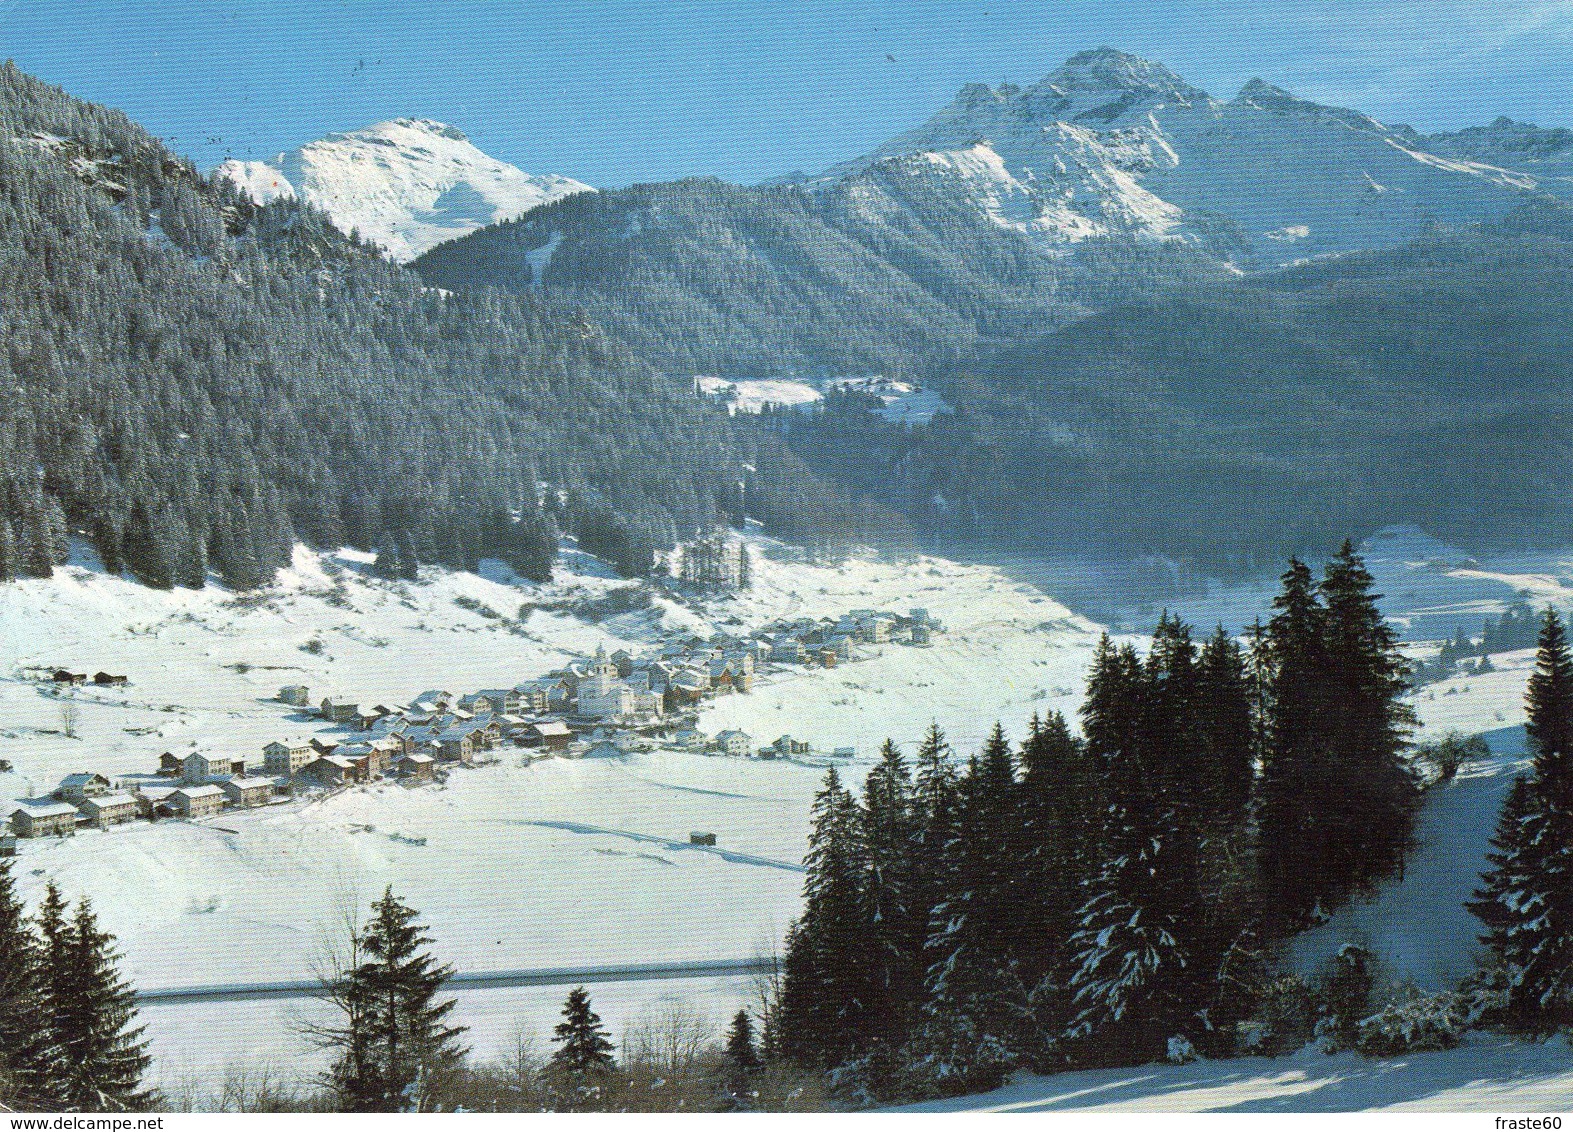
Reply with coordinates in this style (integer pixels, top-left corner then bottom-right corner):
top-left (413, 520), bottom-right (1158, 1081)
top-left (806, 48), bottom-right (1554, 269)
top-left (0, 538), bottom-right (1100, 1085)
top-left (894, 1035), bottom-right (1573, 1111)
top-left (216, 119), bottom-right (592, 261)
top-left (1421, 117), bottom-right (1573, 201)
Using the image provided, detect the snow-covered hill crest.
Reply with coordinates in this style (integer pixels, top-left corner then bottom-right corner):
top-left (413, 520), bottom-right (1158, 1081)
top-left (216, 118), bottom-right (592, 261)
top-left (806, 47), bottom-right (1565, 268)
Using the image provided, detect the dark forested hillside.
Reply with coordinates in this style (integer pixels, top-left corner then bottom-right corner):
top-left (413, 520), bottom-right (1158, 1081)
top-left (411, 171), bottom-right (1226, 379)
top-left (0, 63), bottom-right (902, 588)
top-left (781, 211), bottom-right (1573, 572)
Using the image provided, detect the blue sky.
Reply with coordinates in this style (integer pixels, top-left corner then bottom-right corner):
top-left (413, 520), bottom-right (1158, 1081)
top-left (3, 0), bottom-right (1571, 186)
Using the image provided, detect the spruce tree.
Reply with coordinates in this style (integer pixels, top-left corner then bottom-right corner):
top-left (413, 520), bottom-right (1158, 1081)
top-left (1017, 712), bottom-right (1102, 1013)
top-left (917, 727), bottom-right (1024, 1081)
top-left (1256, 558), bottom-right (1334, 921)
top-left (34, 883), bottom-right (71, 1108)
top-left (330, 889), bottom-right (467, 1112)
top-left (49, 900), bottom-right (151, 1112)
top-left (549, 987), bottom-right (615, 1075)
top-left (1318, 541), bottom-right (1419, 897)
top-left (776, 768), bottom-right (874, 1068)
top-left (1470, 610), bottom-right (1573, 1032)
top-left (859, 739), bottom-right (922, 1046)
top-left (910, 723), bottom-right (960, 979)
top-left (0, 859), bottom-right (47, 1108)
top-left (723, 1010), bottom-right (761, 1072)
top-left (1195, 626), bottom-right (1256, 824)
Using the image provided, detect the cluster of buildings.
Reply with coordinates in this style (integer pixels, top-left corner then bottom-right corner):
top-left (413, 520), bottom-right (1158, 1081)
top-left (2, 605), bottom-right (940, 845)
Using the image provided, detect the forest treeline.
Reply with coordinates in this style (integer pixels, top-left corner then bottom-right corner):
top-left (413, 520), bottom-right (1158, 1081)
top-left (0, 62), bottom-right (904, 590)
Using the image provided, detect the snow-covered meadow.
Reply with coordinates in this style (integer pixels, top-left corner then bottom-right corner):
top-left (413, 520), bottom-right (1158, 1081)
top-left (4, 526), bottom-right (1573, 1100)
top-left (0, 537), bottom-right (1101, 1087)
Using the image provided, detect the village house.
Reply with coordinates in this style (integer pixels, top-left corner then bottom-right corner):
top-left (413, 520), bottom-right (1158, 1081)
top-left (302, 754), bottom-right (363, 787)
top-left (169, 785), bottom-right (226, 819)
top-left (673, 728), bottom-right (706, 750)
top-left (772, 735), bottom-right (812, 757)
top-left (334, 744), bottom-right (384, 780)
top-left (54, 772), bottom-right (112, 803)
top-left (911, 622), bottom-right (932, 646)
top-left (770, 638), bottom-right (806, 664)
top-left (10, 801), bottom-right (79, 838)
top-left (669, 668), bottom-right (710, 707)
top-left (523, 720), bottom-right (572, 751)
top-left (92, 672), bottom-right (128, 686)
top-left (465, 688), bottom-right (523, 716)
top-left (182, 751), bottom-right (231, 785)
top-left (78, 793), bottom-right (139, 829)
top-left (715, 729), bottom-right (752, 757)
top-left (434, 727), bottom-right (477, 764)
top-left (397, 753), bottom-right (436, 781)
top-left (263, 739), bottom-right (316, 777)
top-left (0, 833), bottom-right (14, 857)
top-left (412, 690), bottom-right (456, 712)
top-left (133, 784), bottom-right (179, 819)
top-left (51, 670), bottom-right (87, 685)
top-left (319, 696), bottom-right (361, 724)
top-left (310, 737), bottom-right (341, 755)
top-left (277, 685), bottom-right (312, 707)
top-left (157, 753), bottom-right (183, 777)
top-left (222, 777), bottom-right (275, 808)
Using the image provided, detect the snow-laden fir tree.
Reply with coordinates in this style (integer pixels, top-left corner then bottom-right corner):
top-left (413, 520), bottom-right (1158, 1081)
top-left (327, 888), bottom-right (468, 1112)
top-left (1064, 635), bottom-right (1194, 1064)
top-left (909, 726), bottom-right (1024, 1092)
top-left (1317, 541), bottom-right (1419, 897)
top-left (27, 885), bottom-right (152, 1113)
top-left (1016, 711), bottom-right (1102, 1016)
top-left (777, 768), bottom-right (875, 1068)
top-left (550, 987), bottom-right (616, 1075)
top-left (859, 739), bottom-right (923, 1047)
top-left (0, 859), bottom-right (48, 1109)
top-left (1470, 609), bottom-right (1573, 1033)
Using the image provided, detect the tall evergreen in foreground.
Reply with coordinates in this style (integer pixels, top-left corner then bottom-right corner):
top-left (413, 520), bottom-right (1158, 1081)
top-left (777, 768), bottom-right (875, 1067)
top-left (1257, 547), bottom-right (1417, 923)
top-left (327, 889), bottom-right (467, 1112)
top-left (550, 987), bottom-right (617, 1076)
top-left (1471, 609), bottom-right (1573, 1032)
top-left (1317, 541), bottom-right (1419, 895)
top-left (1016, 712), bottom-right (1101, 1006)
top-left (4, 884), bottom-right (153, 1113)
top-left (914, 727), bottom-right (1023, 1081)
top-left (859, 740), bottom-right (923, 1046)
top-left (0, 860), bottom-right (47, 1108)
top-left (49, 901), bottom-right (152, 1112)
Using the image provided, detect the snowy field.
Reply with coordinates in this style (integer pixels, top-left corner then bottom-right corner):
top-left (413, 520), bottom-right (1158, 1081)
top-left (5, 526), bottom-right (1573, 1099)
top-left (0, 537), bottom-right (1100, 1088)
top-left (893, 1035), bottom-right (1573, 1112)
top-left (693, 375), bottom-right (952, 424)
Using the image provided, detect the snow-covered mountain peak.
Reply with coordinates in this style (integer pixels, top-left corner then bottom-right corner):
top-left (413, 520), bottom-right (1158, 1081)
top-left (1231, 78), bottom-right (1389, 135)
top-left (216, 119), bottom-right (593, 262)
top-left (1034, 46), bottom-right (1211, 104)
top-left (806, 48), bottom-right (1562, 268)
